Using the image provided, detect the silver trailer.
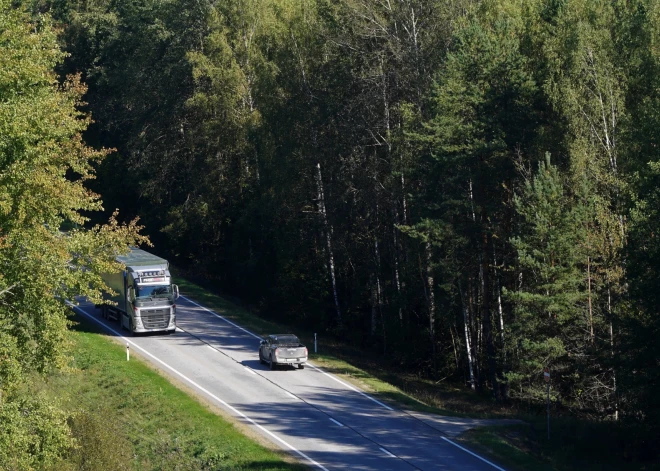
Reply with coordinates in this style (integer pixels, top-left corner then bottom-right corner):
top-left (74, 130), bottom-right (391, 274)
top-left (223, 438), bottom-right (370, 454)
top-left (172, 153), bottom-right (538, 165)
top-left (101, 248), bottom-right (179, 334)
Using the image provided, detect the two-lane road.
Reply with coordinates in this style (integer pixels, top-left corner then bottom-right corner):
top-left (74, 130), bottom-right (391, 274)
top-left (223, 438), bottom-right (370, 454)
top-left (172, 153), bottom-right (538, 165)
top-left (70, 295), bottom-right (506, 471)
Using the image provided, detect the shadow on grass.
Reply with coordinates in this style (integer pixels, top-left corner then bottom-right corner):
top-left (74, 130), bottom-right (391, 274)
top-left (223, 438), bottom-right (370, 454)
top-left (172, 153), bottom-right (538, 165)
top-left (461, 418), bottom-right (660, 471)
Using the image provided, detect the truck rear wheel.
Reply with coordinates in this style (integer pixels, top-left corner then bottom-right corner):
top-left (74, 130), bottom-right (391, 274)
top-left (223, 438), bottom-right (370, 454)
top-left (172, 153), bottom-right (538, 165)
top-left (298, 364), bottom-right (305, 370)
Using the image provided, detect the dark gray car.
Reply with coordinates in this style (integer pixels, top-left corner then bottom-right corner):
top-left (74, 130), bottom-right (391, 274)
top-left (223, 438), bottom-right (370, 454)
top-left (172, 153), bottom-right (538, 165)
top-left (259, 334), bottom-right (308, 370)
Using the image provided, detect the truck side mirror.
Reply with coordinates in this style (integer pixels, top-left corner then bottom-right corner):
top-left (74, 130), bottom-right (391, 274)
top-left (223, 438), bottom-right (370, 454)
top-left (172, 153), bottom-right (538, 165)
top-left (127, 286), bottom-right (135, 303)
top-left (172, 284), bottom-right (180, 300)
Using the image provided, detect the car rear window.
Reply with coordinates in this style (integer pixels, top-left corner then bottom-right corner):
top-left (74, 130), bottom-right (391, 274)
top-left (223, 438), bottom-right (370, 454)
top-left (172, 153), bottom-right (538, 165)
top-left (274, 335), bottom-right (299, 345)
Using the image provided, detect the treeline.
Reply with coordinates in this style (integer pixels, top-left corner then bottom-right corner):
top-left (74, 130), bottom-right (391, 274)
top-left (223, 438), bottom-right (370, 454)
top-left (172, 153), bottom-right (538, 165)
top-left (39, 0), bottom-right (660, 426)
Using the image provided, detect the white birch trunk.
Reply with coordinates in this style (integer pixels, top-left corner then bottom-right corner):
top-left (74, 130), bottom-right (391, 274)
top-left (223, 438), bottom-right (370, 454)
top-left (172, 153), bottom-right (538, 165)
top-left (393, 222), bottom-right (403, 323)
top-left (315, 163), bottom-right (342, 324)
top-left (493, 244), bottom-right (505, 350)
top-left (587, 256), bottom-right (594, 343)
top-left (425, 241), bottom-right (436, 360)
top-left (608, 287), bottom-right (618, 421)
top-left (460, 281), bottom-right (476, 390)
top-left (370, 273), bottom-right (377, 336)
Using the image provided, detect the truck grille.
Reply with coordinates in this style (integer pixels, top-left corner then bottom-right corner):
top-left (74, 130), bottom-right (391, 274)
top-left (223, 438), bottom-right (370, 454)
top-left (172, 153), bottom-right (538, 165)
top-left (141, 308), bottom-right (170, 329)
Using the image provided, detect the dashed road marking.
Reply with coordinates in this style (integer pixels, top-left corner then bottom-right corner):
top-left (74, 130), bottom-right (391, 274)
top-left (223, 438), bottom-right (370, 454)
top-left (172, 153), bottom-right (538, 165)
top-left (380, 447), bottom-right (396, 458)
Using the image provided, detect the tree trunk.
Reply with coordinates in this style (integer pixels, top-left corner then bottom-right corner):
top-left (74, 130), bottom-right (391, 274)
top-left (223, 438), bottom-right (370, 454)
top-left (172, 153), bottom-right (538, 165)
top-left (370, 273), bottom-right (377, 336)
top-left (608, 286), bottom-right (618, 421)
top-left (481, 222), bottom-right (500, 399)
top-left (393, 221), bottom-right (403, 325)
top-left (315, 163), bottom-right (342, 325)
top-left (425, 241), bottom-right (436, 368)
top-left (493, 243), bottom-right (505, 349)
top-left (459, 280), bottom-right (476, 390)
top-left (587, 256), bottom-right (594, 343)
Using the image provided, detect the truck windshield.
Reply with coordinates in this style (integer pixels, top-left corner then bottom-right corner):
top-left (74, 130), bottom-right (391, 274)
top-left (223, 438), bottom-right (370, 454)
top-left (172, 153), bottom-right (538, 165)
top-left (135, 284), bottom-right (172, 299)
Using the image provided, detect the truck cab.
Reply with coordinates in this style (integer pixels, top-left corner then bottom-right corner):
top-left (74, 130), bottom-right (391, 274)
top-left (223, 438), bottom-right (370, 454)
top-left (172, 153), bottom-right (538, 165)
top-left (101, 248), bottom-right (179, 334)
top-left (125, 264), bottom-right (179, 333)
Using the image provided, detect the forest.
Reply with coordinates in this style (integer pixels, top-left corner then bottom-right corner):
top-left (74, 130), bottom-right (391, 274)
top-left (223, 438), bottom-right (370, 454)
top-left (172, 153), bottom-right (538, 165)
top-left (2, 0), bottom-right (660, 466)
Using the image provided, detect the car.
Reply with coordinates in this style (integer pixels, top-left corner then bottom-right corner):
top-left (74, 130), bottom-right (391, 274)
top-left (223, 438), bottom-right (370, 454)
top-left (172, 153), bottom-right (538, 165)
top-left (259, 334), bottom-right (308, 370)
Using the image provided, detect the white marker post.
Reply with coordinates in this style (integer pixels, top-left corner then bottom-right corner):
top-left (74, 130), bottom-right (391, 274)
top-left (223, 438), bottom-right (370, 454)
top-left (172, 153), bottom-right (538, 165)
top-left (544, 367), bottom-right (550, 439)
top-left (127, 343), bottom-right (130, 361)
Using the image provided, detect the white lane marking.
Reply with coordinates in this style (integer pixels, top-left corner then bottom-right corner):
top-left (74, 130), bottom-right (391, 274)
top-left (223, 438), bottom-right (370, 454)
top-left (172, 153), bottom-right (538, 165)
top-left (441, 437), bottom-right (507, 471)
top-left (380, 447), bottom-right (396, 458)
top-left (285, 391), bottom-right (297, 400)
top-left (306, 363), bottom-right (394, 411)
top-left (175, 327), bottom-right (184, 332)
top-left (329, 418), bottom-right (344, 427)
top-left (68, 302), bottom-right (329, 471)
top-left (207, 345), bottom-right (216, 351)
top-left (180, 295), bottom-right (394, 411)
top-left (179, 295), bottom-right (262, 340)
top-left (244, 367), bottom-right (257, 375)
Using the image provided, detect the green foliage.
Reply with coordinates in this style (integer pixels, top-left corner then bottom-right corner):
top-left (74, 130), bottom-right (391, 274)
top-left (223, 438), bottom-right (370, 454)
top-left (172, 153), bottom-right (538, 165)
top-left (0, 1), bottom-right (147, 467)
top-left (507, 155), bottom-right (587, 401)
top-left (0, 394), bottom-right (72, 471)
top-left (32, 0), bottom-right (660, 448)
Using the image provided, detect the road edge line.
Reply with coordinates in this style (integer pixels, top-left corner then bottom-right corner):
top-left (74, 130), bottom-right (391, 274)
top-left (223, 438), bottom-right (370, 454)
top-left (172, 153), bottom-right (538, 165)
top-left (441, 436), bottom-right (507, 471)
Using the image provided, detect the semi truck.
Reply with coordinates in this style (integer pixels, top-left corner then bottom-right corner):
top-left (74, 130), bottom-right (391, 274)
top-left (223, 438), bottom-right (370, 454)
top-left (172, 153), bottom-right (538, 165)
top-left (101, 248), bottom-right (179, 334)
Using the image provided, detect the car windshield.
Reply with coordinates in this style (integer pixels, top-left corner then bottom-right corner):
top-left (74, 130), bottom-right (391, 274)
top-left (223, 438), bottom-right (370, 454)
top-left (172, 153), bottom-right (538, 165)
top-left (274, 335), bottom-right (299, 345)
top-left (136, 284), bottom-right (172, 299)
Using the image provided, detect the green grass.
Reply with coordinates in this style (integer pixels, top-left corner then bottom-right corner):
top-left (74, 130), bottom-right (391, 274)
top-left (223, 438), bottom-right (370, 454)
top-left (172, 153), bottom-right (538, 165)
top-left (42, 316), bottom-right (307, 471)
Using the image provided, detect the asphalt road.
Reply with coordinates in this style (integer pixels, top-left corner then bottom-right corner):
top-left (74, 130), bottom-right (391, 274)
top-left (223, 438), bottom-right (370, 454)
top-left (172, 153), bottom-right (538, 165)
top-left (71, 295), bottom-right (506, 471)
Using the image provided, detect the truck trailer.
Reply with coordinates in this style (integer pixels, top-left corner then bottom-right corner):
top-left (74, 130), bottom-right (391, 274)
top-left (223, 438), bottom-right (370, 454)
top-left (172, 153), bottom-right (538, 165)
top-left (101, 248), bottom-right (179, 334)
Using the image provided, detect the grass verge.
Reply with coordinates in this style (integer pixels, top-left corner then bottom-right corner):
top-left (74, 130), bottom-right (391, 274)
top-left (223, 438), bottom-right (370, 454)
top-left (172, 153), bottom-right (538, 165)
top-left (42, 315), bottom-right (307, 471)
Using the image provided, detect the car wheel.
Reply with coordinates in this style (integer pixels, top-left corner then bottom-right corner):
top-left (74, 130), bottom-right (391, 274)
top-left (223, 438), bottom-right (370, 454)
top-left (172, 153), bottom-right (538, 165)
top-left (298, 364), bottom-right (305, 370)
top-left (269, 355), bottom-right (275, 370)
top-left (259, 351), bottom-right (266, 365)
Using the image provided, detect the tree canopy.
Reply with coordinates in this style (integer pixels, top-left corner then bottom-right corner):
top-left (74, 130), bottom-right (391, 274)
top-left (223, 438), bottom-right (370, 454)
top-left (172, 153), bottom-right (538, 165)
top-left (3, 0), bottom-right (660, 466)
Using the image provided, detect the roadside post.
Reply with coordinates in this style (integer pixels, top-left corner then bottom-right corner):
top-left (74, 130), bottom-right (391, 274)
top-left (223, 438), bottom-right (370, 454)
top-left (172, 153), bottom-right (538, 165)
top-left (544, 367), bottom-right (550, 439)
top-left (127, 343), bottom-right (130, 361)
top-left (314, 333), bottom-right (317, 353)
